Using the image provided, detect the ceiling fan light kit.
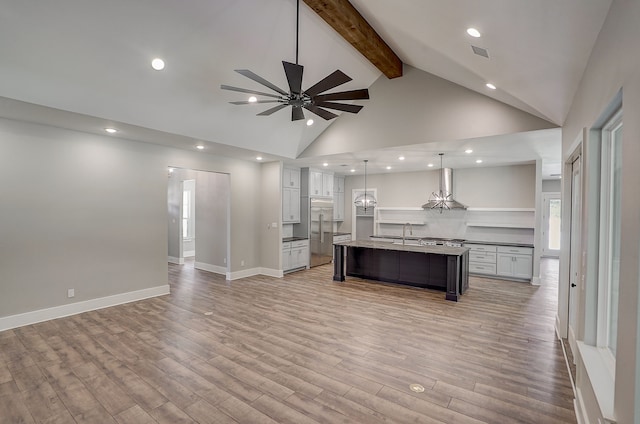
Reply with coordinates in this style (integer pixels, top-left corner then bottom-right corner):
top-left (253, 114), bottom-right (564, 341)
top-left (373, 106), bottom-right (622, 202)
top-left (221, 0), bottom-right (369, 121)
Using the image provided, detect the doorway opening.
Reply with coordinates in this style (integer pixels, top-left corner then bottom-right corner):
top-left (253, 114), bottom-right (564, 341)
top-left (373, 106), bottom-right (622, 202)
top-left (167, 167), bottom-right (230, 278)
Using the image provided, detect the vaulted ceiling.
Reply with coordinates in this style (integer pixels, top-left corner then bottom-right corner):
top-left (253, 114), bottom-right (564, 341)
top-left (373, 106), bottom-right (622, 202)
top-left (0, 0), bottom-right (611, 176)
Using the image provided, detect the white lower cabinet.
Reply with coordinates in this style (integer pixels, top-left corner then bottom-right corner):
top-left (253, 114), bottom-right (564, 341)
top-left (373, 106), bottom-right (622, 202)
top-left (496, 247), bottom-right (533, 280)
top-left (467, 243), bottom-right (533, 281)
top-left (283, 240), bottom-right (309, 272)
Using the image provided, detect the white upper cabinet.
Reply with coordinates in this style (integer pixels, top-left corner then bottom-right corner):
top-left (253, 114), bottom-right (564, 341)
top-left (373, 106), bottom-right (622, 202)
top-left (283, 167), bottom-right (300, 188)
top-left (322, 173), bottom-right (334, 196)
top-left (334, 175), bottom-right (345, 193)
top-left (301, 168), bottom-right (334, 197)
top-left (282, 167), bottom-right (301, 224)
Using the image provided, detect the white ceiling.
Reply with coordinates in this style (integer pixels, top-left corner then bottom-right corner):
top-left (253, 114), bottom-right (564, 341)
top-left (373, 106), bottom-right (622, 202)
top-left (0, 0), bottom-right (611, 177)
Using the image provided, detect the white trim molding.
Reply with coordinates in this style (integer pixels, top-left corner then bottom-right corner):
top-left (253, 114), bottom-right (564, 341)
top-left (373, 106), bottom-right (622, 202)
top-left (168, 256), bottom-right (184, 265)
top-left (183, 250), bottom-right (195, 258)
top-left (194, 262), bottom-right (227, 275)
top-left (0, 285), bottom-right (170, 332)
top-left (260, 267), bottom-right (284, 278)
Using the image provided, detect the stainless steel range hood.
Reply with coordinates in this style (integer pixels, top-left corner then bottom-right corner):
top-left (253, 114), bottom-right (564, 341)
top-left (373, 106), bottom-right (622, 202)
top-left (422, 166), bottom-right (467, 211)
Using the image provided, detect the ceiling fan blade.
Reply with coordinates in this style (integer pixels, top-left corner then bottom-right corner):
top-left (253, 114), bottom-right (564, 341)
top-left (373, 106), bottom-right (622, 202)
top-left (230, 100), bottom-right (282, 105)
top-left (315, 101), bottom-right (363, 114)
top-left (292, 106), bottom-right (305, 121)
top-left (314, 89), bottom-right (370, 102)
top-left (234, 69), bottom-right (289, 96)
top-left (283, 61), bottom-right (304, 95)
top-left (303, 105), bottom-right (338, 120)
top-left (304, 70), bottom-right (352, 97)
top-left (257, 104), bottom-right (289, 116)
top-left (220, 85), bottom-right (282, 99)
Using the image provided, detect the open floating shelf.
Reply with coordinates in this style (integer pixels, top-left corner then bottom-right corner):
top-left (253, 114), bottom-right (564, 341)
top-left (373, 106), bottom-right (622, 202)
top-left (466, 222), bottom-right (535, 229)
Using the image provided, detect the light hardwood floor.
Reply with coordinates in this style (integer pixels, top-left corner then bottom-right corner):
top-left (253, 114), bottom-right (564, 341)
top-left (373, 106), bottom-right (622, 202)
top-left (0, 259), bottom-right (575, 423)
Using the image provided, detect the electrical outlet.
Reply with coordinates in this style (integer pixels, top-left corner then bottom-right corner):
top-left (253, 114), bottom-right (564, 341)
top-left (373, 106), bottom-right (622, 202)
top-left (223, 258), bottom-right (226, 264)
top-left (241, 260), bottom-right (245, 266)
top-left (271, 222), bottom-right (278, 228)
top-left (67, 289), bottom-right (75, 298)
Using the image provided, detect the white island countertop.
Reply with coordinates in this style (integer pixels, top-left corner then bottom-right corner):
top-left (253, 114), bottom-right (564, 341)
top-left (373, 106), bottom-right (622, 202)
top-left (335, 240), bottom-right (469, 256)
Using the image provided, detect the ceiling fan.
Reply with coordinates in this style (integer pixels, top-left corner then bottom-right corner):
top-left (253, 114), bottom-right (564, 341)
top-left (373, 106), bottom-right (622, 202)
top-left (220, 0), bottom-right (370, 122)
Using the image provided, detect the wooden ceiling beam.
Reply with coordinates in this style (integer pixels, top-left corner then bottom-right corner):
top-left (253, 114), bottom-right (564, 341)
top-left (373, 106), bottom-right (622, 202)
top-left (302, 0), bottom-right (403, 79)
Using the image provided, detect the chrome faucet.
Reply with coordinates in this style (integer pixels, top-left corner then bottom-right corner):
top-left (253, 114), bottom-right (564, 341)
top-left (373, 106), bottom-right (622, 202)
top-left (402, 222), bottom-right (413, 245)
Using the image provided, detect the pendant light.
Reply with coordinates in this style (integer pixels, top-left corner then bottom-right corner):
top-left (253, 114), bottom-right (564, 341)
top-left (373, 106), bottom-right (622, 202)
top-left (354, 160), bottom-right (377, 211)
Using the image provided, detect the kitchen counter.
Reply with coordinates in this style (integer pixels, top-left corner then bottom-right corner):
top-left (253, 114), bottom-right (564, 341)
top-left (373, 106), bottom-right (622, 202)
top-left (283, 237), bottom-right (308, 242)
top-left (465, 240), bottom-right (534, 248)
top-left (333, 240), bottom-right (469, 301)
top-left (339, 240), bottom-right (468, 256)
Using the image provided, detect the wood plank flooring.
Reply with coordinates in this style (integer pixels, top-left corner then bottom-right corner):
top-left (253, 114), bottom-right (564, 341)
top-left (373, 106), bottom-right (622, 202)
top-left (0, 259), bottom-right (575, 423)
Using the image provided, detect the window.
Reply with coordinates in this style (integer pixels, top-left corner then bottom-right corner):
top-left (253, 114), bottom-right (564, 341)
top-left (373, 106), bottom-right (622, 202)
top-left (598, 110), bottom-right (622, 359)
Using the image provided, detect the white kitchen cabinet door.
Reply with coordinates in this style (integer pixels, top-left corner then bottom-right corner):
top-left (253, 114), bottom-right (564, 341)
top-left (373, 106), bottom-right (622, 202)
top-left (496, 254), bottom-right (513, 276)
top-left (512, 255), bottom-right (533, 279)
top-left (323, 173), bottom-right (334, 196)
top-left (310, 171), bottom-right (323, 196)
top-left (282, 187), bottom-right (300, 223)
top-left (282, 248), bottom-right (291, 271)
top-left (497, 253), bottom-right (533, 279)
top-left (334, 176), bottom-right (345, 193)
top-left (292, 246), bottom-right (308, 269)
top-left (283, 167), bottom-right (300, 188)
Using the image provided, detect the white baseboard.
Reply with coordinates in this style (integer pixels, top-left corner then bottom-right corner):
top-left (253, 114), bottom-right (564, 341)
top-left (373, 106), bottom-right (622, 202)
top-left (227, 267), bottom-right (261, 280)
top-left (574, 389), bottom-right (587, 424)
top-left (0, 285), bottom-right (170, 332)
top-left (259, 267), bottom-right (284, 278)
top-left (183, 250), bottom-right (195, 258)
top-left (194, 262), bottom-right (227, 275)
top-left (530, 276), bottom-right (541, 285)
top-left (168, 256), bottom-right (184, 265)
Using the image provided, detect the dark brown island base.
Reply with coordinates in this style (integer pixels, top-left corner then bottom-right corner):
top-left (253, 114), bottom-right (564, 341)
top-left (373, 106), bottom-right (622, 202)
top-left (333, 240), bottom-right (470, 301)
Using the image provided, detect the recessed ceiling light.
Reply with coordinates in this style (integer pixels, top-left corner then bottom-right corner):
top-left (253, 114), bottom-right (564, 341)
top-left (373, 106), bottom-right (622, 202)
top-left (466, 28), bottom-right (481, 38)
top-left (386, 166), bottom-right (392, 170)
top-left (427, 163), bottom-right (434, 167)
top-left (465, 149), bottom-right (473, 154)
top-left (196, 145), bottom-right (204, 150)
top-left (306, 119), bottom-right (314, 126)
top-left (486, 83), bottom-right (496, 90)
top-left (256, 156), bottom-right (263, 161)
top-left (248, 96), bottom-right (257, 103)
top-left (350, 169), bottom-right (356, 173)
top-left (476, 159), bottom-right (483, 163)
top-left (151, 58), bottom-right (165, 71)
top-left (398, 156), bottom-right (405, 161)
top-left (168, 167), bottom-right (174, 173)
top-left (323, 162), bottom-right (328, 167)
top-left (104, 128), bottom-right (117, 134)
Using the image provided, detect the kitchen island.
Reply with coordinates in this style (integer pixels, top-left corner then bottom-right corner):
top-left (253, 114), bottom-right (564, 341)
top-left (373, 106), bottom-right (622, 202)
top-left (333, 240), bottom-right (469, 301)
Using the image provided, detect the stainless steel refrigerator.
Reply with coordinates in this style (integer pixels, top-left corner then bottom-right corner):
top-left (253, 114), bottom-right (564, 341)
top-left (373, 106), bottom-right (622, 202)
top-left (309, 198), bottom-right (334, 267)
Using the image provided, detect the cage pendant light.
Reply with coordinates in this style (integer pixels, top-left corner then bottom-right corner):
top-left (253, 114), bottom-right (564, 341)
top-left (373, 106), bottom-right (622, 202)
top-left (354, 160), bottom-right (377, 211)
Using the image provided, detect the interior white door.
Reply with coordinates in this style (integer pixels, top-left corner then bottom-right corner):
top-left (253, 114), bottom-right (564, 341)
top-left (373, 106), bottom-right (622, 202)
top-left (568, 157), bottom-right (581, 356)
top-left (542, 193), bottom-right (561, 257)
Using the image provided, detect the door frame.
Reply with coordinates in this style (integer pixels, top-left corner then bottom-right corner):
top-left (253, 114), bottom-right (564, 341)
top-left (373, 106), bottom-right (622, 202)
top-left (567, 157), bottom-right (582, 356)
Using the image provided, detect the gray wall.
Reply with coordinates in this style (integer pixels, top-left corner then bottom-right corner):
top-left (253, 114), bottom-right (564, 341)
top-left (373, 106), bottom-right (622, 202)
top-left (339, 164), bottom-right (535, 233)
top-left (259, 162), bottom-right (282, 271)
top-left (542, 179), bottom-right (561, 192)
top-left (560, 0), bottom-right (640, 421)
top-left (0, 117), bottom-right (263, 318)
top-left (300, 65), bottom-right (556, 158)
